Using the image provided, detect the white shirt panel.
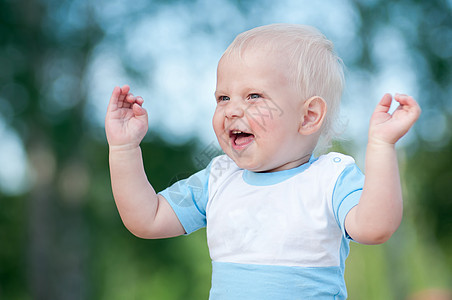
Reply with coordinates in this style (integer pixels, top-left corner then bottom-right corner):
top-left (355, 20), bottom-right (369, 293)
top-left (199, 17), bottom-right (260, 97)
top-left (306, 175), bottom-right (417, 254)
top-left (206, 153), bottom-right (353, 267)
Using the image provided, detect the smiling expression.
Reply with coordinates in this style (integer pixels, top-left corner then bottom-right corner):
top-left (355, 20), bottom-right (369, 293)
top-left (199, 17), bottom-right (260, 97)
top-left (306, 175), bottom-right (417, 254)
top-left (212, 49), bottom-right (313, 172)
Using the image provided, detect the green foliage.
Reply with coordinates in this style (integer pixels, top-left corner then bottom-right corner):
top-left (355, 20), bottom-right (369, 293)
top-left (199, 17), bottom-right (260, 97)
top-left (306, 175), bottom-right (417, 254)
top-left (1, 0), bottom-right (451, 299)
top-left (405, 119), bottom-right (452, 249)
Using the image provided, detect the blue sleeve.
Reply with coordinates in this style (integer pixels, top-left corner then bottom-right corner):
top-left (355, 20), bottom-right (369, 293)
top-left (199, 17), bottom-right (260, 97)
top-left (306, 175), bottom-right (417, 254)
top-left (332, 163), bottom-right (364, 239)
top-left (158, 162), bottom-right (212, 235)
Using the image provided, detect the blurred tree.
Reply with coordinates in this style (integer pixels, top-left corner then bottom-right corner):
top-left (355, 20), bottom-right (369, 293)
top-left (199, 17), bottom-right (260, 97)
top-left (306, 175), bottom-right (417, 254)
top-left (352, 0), bottom-right (452, 123)
top-left (0, 0), bottom-right (210, 299)
top-left (347, 1), bottom-right (452, 298)
top-left (405, 124), bottom-right (452, 251)
top-left (353, 0), bottom-right (452, 257)
top-left (1, 0), bottom-right (451, 299)
top-left (0, 0), bottom-right (100, 298)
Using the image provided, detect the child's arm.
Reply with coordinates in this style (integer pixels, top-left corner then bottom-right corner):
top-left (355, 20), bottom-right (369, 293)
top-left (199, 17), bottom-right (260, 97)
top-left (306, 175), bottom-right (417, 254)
top-left (105, 85), bottom-right (185, 238)
top-left (345, 93), bottom-right (421, 245)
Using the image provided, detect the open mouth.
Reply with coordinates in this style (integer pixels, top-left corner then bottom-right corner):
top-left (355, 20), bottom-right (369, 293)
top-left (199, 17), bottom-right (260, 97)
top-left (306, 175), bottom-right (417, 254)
top-left (229, 130), bottom-right (255, 149)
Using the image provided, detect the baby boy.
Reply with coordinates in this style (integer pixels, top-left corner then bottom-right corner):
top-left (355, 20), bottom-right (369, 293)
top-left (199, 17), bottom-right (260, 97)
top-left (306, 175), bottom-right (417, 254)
top-left (105, 24), bottom-right (421, 299)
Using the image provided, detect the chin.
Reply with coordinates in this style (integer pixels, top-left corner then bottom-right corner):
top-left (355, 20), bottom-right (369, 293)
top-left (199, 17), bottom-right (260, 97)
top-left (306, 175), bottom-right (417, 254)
top-left (232, 158), bottom-right (266, 172)
top-left (222, 146), bottom-right (272, 172)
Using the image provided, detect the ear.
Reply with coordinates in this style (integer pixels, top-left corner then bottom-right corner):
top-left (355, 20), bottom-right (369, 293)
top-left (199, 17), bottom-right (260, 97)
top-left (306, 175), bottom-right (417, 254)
top-left (299, 96), bottom-right (327, 135)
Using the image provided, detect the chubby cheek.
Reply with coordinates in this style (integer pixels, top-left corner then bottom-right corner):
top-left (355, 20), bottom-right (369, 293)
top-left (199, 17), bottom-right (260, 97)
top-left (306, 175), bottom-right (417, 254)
top-left (212, 110), bottom-right (226, 142)
top-left (250, 114), bottom-right (296, 160)
top-left (247, 112), bottom-right (280, 140)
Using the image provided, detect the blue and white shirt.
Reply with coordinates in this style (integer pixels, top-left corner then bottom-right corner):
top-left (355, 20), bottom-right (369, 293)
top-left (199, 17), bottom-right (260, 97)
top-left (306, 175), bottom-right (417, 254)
top-left (159, 152), bottom-right (364, 299)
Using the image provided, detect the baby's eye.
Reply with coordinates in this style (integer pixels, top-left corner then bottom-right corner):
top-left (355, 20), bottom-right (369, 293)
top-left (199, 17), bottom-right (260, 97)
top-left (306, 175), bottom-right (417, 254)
top-left (248, 94), bottom-right (262, 100)
top-left (218, 95), bottom-right (230, 102)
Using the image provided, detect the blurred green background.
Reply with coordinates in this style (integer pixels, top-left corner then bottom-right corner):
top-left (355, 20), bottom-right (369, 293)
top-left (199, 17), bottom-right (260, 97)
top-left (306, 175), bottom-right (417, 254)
top-left (0, 0), bottom-right (451, 299)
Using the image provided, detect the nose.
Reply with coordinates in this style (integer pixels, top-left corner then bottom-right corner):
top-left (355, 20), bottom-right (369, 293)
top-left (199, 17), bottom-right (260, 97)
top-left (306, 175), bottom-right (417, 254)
top-left (224, 98), bottom-right (245, 118)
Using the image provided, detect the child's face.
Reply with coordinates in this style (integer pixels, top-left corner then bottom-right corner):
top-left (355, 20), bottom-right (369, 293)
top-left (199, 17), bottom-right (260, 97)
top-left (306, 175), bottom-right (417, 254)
top-left (213, 49), bottom-right (311, 172)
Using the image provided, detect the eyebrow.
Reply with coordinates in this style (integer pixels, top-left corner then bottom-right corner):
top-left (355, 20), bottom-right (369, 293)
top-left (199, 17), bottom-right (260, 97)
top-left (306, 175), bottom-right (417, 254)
top-left (214, 90), bottom-right (226, 97)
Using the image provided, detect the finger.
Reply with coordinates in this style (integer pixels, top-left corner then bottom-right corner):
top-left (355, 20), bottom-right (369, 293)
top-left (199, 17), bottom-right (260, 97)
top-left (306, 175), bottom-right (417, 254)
top-left (132, 103), bottom-right (148, 117)
top-left (126, 93), bottom-right (135, 104)
top-left (107, 86), bottom-right (121, 112)
top-left (120, 84), bottom-right (130, 94)
top-left (136, 96), bottom-right (144, 106)
top-left (125, 93), bottom-right (144, 107)
top-left (394, 94), bottom-right (416, 107)
top-left (374, 93), bottom-right (393, 113)
top-left (118, 85), bottom-right (130, 108)
top-left (394, 94), bottom-right (421, 119)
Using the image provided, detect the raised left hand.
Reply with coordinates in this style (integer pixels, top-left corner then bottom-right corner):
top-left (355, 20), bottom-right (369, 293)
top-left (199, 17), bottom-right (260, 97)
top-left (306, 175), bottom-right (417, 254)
top-left (368, 93), bottom-right (421, 145)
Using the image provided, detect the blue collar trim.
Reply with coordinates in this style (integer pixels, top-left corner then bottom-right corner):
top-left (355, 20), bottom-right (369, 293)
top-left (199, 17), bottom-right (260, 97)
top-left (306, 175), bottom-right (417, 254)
top-left (242, 155), bottom-right (317, 186)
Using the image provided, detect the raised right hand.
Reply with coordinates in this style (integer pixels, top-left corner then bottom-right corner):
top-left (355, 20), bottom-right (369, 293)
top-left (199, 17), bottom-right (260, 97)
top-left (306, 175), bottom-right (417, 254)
top-left (105, 85), bottom-right (149, 149)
